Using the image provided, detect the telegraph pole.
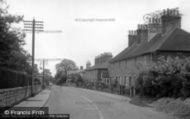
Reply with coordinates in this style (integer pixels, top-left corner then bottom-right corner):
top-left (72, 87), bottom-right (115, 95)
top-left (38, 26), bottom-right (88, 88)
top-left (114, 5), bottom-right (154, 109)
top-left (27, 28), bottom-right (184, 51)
top-left (24, 19), bottom-right (44, 96)
top-left (31, 19), bottom-right (35, 95)
top-left (36, 58), bottom-right (63, 89)
top-left (42, 59), bottom-right (45, 89)
top-left (24, 19), bottom-right (62, 95)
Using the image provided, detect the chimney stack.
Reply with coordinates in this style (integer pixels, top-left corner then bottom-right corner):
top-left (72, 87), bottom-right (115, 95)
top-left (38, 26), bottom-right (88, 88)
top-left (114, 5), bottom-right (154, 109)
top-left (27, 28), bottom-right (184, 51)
top-left (137, 24), bottom-right (148, 43)
top-left (128, 30), bottom-right (137, 47)
top-left (95, 52), bottom-right (113, 65)
top-left (147, 17), bottom-right (162, 41)
top-left (161, 8), bottom-right (181, 34)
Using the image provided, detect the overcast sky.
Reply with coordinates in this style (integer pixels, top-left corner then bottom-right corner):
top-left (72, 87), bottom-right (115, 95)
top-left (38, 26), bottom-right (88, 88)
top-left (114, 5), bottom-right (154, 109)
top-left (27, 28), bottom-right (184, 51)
top-left (6, 0), bottom-right (190, 75)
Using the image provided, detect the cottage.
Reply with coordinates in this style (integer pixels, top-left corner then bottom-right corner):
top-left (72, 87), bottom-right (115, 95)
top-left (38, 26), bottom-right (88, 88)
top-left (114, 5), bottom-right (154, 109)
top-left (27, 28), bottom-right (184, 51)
top-left (109, 8), bottom-right (190, 96)
top-left (82, 53), bottom-right (112, 89)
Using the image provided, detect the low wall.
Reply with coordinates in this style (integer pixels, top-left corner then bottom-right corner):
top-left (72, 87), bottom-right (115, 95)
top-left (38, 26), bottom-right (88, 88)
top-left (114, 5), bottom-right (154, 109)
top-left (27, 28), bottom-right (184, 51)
top-left (0, 85), bottom-right (41, 107)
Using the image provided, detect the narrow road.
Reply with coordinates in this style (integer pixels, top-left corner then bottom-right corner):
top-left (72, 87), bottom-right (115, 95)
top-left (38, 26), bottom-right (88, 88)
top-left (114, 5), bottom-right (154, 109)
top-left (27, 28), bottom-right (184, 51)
top-left (45, 86), bottom-right (175, 119)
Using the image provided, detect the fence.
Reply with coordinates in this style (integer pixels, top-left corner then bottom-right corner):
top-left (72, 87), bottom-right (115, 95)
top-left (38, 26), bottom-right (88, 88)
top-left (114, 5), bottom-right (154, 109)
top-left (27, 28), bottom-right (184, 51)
top-left (0, 67), bottom-right (32, 89)
top-left (0, 67), bottom-right (42, 107)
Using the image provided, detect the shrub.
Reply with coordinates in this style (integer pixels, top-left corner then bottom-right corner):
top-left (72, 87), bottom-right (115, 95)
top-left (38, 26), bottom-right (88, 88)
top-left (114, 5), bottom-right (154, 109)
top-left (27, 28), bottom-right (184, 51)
top-left (136, 57), bottom-right (190, 98)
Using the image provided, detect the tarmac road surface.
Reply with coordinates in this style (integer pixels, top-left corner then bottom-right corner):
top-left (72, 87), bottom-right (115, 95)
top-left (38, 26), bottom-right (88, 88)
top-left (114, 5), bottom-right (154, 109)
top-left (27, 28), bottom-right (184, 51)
top-left (44, 86), bottom-right (175, 119)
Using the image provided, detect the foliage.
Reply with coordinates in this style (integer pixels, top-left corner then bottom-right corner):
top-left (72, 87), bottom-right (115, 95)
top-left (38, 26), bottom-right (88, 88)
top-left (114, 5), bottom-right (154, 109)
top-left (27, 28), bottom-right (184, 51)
top-left (42, 69), bottom-right (53, 80)
top-left (41, 69), bottom-right (53, 86)
top-left (0, 0), bottom-right (40, 88)
top-left (55, 59), bottom-right (78, 85)
top-left (0, 0), bottom-right (34, 74)
top-left (68, 73), bottom-right (84, 86)
top-left (136, 56), bottom-right (190, 98)
top-left (55, 75), bottom-right (67, 85)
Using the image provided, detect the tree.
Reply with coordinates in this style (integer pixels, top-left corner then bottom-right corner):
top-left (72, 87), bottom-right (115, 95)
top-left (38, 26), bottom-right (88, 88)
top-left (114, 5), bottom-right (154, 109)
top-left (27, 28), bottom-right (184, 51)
top-left (55, 59), bottom-right (78, 85)
top-left (42, 69), bottom-right (53, 86)
top-left (0, 0), bottom-right (32, 73)
top-left (43, 69), bottom-right (52, 78)
top-left (68, 73), bottom-right (84, 86)
top-left (0, 0), bottom-right (40, 88)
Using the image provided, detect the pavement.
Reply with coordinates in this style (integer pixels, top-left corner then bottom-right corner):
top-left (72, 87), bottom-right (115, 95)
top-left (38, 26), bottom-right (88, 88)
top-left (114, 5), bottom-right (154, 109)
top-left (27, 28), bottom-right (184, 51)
top-left (44, 85), bottom-right (176, 119)
top-left (14, 88), bottom-right (51, 107)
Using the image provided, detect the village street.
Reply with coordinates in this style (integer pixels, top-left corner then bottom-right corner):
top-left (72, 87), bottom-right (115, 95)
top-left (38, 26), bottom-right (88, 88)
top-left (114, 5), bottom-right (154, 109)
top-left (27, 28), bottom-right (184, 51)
top-left (44, 86), bottom-right (175, 119)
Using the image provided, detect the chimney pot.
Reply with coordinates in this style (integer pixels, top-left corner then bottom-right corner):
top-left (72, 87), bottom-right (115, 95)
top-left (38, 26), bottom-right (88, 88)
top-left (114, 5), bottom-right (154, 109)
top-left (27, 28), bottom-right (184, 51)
top-left (161, 8), bottom-right (181, 34)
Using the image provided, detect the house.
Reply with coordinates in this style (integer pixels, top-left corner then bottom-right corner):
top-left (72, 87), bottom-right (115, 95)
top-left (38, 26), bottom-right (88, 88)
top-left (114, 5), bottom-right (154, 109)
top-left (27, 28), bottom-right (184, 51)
top-left (67, 66), bottom-right (84, 82)
top-left (108, 8), bottom-right (190, 96)
top-left (82, 53), bottom-right (112, 89)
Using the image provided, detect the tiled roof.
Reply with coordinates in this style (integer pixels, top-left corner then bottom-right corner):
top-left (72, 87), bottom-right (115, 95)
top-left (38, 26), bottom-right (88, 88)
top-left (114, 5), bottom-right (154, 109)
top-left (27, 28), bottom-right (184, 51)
top-left (85, 62), bottom-right (109, 71)
top-left (110, 28), bottom-right (190, 63)
top-left (68, 69), bottom-right (83, 74)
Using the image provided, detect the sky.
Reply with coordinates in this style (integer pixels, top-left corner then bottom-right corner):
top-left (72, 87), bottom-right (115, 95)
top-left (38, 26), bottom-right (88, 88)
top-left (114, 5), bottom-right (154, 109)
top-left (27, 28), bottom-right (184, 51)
top-left (6, 0), bottom-right (190, 75)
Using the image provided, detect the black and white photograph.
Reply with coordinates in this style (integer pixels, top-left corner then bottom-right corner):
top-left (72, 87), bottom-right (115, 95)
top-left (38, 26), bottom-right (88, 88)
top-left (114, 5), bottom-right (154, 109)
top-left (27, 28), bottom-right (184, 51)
top-left (0, 0), bottom-right (190, 119)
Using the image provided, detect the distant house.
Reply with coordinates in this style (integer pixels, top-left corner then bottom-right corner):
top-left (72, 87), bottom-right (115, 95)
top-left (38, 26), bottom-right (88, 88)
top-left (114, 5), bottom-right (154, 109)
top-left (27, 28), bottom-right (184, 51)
top-left (109, 8), bottom-right (190, 96)
top-left (67, 69), bottom-right (83, 75)
top-left (82, 53), bottom-right (112, 88)
top-left (67, 66), bottom-right (84, 79)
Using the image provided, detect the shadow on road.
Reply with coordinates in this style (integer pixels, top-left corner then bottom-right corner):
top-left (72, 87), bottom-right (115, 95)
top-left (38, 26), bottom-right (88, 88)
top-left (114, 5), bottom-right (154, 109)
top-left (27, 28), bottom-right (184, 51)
top-left (129, 97), bottom-right (154, 107)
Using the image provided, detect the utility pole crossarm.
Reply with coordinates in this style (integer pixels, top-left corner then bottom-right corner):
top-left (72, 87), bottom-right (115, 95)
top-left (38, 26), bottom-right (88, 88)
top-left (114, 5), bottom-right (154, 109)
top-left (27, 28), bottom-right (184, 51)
top-left (23, 18), bottom-right (44, 96)
top-left (39, 30), bottom-right (62, 33)
top-left (23, 18), bottom-right (62, 95)
top-left (23, 21), bottom-right (62, 34)
top-left (33, 58), bottom-right (63, 89)
top-left (34, 58), bottom-right (63, 61)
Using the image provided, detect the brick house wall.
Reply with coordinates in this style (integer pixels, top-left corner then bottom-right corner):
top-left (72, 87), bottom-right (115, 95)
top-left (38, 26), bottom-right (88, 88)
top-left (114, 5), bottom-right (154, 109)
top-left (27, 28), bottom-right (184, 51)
top-left (108, 51), bottom-right (190, 93)
top-left (108, 54), bottom-right (153, 89)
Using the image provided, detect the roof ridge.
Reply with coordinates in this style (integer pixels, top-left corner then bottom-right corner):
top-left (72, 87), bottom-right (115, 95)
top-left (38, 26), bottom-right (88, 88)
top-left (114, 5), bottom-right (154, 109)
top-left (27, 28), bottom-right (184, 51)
top-left (110, 28), bottom-right (190, 63)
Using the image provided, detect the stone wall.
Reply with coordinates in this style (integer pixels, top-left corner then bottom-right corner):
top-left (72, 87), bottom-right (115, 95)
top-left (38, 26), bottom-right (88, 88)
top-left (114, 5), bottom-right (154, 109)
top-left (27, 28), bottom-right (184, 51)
top-left (0, 85), bottom-right (42, 107)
